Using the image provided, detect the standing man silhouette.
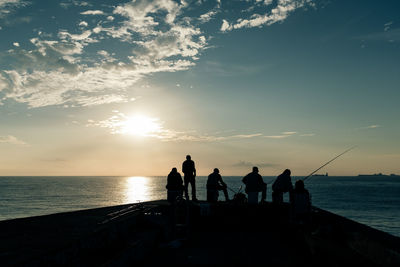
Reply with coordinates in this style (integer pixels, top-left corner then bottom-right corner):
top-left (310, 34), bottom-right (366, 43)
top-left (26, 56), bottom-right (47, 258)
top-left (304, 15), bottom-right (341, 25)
top-left (182, 155), bottom-right (197, 201)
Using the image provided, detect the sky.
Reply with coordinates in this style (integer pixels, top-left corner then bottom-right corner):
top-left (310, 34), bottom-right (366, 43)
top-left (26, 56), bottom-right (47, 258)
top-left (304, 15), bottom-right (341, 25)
top-left (0, 0), bottom-right (399, 176)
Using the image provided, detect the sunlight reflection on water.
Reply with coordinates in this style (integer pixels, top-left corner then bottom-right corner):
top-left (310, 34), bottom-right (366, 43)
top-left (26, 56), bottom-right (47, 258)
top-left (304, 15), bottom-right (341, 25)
top-left (124, 176), bottom-right (149, 203)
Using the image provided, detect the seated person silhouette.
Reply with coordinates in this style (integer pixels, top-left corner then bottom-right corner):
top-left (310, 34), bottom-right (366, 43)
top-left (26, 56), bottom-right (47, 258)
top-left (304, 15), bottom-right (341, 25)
top-left (206, 168), bottom-right (229, 202)
top-left (166, 167), bottom-right (184, 203)
top-left (242, 167), bottom-right (266, 204)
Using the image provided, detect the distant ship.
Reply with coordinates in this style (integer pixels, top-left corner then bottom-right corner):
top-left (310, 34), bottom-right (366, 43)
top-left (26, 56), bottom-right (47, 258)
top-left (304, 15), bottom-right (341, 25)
top-left (358, 173), bottom-right (399, 177)
top-left (312, 172), bottom-right (328, 177)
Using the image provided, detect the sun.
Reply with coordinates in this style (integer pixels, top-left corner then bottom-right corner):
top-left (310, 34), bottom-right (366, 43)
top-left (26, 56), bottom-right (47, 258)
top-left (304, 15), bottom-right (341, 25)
top-left (120, 115), bottom-right (162, 137)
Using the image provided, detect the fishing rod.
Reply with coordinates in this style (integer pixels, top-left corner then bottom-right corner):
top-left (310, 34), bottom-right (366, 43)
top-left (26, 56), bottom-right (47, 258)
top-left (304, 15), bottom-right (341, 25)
top-left (226, 186), bottom-right (237, 194)
top-left (303, 146), bottom-right (357, 182)
top-left (227, 185), bottom-right (242, 194)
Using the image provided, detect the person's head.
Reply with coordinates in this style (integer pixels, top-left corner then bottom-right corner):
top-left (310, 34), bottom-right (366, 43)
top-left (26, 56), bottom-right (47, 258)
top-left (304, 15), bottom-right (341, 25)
top-left (252, 166), bottom-right (259, 173)
top-left (295, 180), bottom-right (305, 190)
top-left (186, 155), bottom-right (191, 160)
top-left (283, 169), bottom-right (291, 176)
top-left (171, 167), bottom-right (177, 173)
top-left (213, 168), bottom-right (219, 174)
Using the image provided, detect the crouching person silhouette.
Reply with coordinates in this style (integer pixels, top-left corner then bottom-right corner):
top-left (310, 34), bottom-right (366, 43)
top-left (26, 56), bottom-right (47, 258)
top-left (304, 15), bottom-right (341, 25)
top-left (242, 167), bottom-right (267, 204)
top-left (166, 167), bottom-right (184, 203)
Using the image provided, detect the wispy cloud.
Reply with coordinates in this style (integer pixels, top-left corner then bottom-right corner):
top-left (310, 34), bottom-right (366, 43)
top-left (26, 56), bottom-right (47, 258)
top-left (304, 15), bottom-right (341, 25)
top-left (282, 131), bottom-right (297, 135)
top-left (86, 111), bottom-right (263, 142)
top-left (0, 135), bottom-right (27, 145)
top-left (60, 1), bottom-right (91, 9)
top-left (232, 160), bottom-right (279, 168)
top-left (221, 0), bottom-right (314, 32)
top-left (364, 124), bottom-right (381, 129)
top-left (355, 125), bottom-right (381, 131)
top-left (264, 131), bottom-right (297, 139)
top-left (203, 60), bottom-right (264, 76)
top-left (264, 135), bottom-right (289, 139)
top-left (356, 28), bottom-right (400, 42)
top-left (300, 133), bottom-right (315, 137)
top-left (384, 21), bottom-right (393, 32)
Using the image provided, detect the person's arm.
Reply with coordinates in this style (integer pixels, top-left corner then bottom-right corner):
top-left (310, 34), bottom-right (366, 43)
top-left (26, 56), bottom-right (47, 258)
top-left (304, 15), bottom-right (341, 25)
top-left (193, 162), bottom-right (196, 177)
top-left (218, 174), bottom-right (227, 187)
top-left (289, 177), bottom-right (294, 191)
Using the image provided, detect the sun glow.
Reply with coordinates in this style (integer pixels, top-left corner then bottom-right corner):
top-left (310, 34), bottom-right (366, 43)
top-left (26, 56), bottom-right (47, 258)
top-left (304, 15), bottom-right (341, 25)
top-left (120, 115), bottom-right (162, 136)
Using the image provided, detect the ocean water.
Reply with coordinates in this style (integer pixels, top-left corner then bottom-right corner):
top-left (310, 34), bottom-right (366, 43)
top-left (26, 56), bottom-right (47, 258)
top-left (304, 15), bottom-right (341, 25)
top-left (0, 176), bottom-right (399, 237)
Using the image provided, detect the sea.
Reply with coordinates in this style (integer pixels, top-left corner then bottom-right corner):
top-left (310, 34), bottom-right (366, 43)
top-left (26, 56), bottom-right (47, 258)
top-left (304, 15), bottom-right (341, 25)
top-left (0, 176), bottom-right (399, 237)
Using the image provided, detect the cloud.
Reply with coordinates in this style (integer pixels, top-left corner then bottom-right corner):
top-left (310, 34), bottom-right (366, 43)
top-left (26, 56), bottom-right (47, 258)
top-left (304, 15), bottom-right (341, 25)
top-left (384, 21), bottom-right (393, 32)
top-left (1, 65), bottom-right (145, 107)
top-left (80, 10), bottom-right (104, 15)
top-left (365, 125), bottom-right (381, 129)
top-left (300, 133), bottom-right (315, 137)
top-left (220, 19), bottom-right (232, 32)
top-left (0, 0), bottom-right (28, 18)
top-left (264, 135), bottom-right (290, 139)
top-left (79, 21), bottom-right (88, 27)
top-left (264, 131), bottom-right (297, 138)
top-left (232, 160), bottom-right (279, 168)
top-left (199, 9), bottom-right (219, 23)
top-left (1, 0), bottom-right (311, 108)
top-left (282, 131), bottom-right (296, 135)
top-left (221, 0), bottom-right (314, 32)
top-left (230, 134), bottom-right (263, 138)
top-left (1, 0), bottom-right (211, 108)
top-left (60, 1), bottom-right (91, 9)
top-left (0, 135), bottom-right (27, 145)
top-left (97, 50), bottom-right (116, 62)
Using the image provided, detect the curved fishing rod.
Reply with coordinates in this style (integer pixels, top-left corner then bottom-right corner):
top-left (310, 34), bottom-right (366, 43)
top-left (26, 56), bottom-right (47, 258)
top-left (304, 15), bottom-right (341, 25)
top-left (303, 146), bottom-right (357, 182)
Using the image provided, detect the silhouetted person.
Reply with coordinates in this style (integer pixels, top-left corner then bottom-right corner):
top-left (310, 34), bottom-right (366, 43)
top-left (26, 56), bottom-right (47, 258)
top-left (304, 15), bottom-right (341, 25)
top-left (291, 179), bottom-right (311, 224)
top-left (272, 169), bottom-right (293, 204)
top-left (182, 155), bottom-right (197, 201)
top-left (166, 167), bottom-right (184, 203)
top-left (206, 168), bottom-right (229, 202)
top-left (242, 167), bottom-right (266, 204)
